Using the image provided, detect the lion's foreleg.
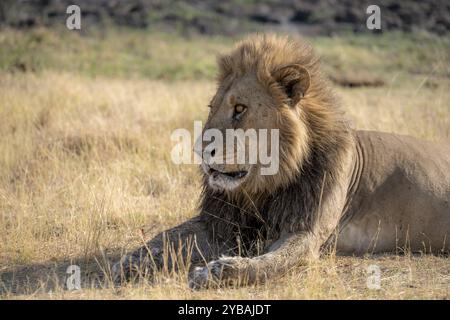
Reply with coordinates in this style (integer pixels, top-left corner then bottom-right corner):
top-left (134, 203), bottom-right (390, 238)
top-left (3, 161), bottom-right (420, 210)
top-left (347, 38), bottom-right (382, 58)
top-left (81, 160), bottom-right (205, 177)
top-left (188, 180), bottom-right (351, 289)
top-left (112, 215), bottom-right (219, 283)
top-left (188, 232), bottom-right (319, 289)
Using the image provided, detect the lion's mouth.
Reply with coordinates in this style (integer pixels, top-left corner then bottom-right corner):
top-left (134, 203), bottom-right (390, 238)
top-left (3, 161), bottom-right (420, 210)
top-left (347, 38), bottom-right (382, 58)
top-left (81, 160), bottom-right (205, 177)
top-left (208, 168), bottom-right (248, 180)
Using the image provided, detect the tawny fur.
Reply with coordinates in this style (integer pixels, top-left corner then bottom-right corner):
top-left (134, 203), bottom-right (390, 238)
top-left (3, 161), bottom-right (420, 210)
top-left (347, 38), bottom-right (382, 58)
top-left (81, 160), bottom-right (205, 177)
top-left (112, 34), bottom-right (450, 289)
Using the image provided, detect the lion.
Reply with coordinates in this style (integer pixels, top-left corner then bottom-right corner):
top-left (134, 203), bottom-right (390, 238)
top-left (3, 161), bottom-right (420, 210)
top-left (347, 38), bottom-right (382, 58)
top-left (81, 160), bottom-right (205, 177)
top-left (112, 34), bottom-right (450, 288)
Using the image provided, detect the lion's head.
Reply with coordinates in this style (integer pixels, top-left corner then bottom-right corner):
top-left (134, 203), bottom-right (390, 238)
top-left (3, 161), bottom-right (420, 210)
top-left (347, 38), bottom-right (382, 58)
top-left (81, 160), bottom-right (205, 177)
top-left (200, 34), bottom-right (344, 196)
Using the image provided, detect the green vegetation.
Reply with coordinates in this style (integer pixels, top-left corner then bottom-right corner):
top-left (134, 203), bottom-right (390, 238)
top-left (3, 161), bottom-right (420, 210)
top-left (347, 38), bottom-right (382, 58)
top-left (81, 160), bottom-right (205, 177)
top-left (1, 27), bottom-right (449, 81)
top-left (0, 28), bottom-right (232, 79)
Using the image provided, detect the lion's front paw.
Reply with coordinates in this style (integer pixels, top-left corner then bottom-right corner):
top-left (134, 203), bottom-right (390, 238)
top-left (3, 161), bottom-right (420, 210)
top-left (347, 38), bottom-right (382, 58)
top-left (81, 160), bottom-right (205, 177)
top-left (188, 257), bottom-right (250, 290)
top-left (188, 265), bottom-right (211, 290)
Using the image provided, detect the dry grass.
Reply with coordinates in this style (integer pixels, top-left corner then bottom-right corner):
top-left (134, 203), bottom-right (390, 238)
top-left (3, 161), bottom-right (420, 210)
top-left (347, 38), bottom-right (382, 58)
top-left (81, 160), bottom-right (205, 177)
top-left (0, 30), bottom-right (449, 299)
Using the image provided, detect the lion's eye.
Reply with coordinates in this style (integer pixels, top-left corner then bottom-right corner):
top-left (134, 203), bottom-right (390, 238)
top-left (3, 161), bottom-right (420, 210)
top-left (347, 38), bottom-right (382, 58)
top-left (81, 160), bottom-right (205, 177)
top-left (233, 104), bottom-right (247, 120)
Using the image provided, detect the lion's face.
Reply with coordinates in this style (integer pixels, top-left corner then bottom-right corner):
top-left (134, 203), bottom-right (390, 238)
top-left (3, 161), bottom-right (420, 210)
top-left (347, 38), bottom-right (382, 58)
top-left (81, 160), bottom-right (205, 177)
top-left (201, 74), bottom-right (277, 191)
top-left (201, 66), bottom-right (311, 193)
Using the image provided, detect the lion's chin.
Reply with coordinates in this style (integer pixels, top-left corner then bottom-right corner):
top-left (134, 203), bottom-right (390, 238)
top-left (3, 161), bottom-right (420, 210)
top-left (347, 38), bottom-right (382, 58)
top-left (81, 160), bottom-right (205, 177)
top-left (206, 169), bottom-right (249, 191)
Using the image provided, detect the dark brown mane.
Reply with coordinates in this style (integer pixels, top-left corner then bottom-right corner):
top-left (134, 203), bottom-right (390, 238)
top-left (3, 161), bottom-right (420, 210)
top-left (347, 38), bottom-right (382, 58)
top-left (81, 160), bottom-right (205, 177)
top-left (200, 35), bottom-right (353, 254)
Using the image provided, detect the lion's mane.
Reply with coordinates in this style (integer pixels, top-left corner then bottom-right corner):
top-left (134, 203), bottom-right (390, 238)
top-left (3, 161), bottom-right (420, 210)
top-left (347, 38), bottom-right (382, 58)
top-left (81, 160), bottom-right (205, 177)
top-left (200, 35), bottom-right (353, 253)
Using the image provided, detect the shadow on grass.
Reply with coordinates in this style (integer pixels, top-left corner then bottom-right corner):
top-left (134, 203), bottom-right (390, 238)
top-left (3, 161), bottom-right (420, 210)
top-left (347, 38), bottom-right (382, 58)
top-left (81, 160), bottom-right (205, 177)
top-left (0, 251), bottom-right (123, 296)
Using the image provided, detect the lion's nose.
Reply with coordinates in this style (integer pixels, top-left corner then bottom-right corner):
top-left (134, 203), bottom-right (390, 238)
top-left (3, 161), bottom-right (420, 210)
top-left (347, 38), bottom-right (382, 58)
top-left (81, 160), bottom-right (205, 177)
top-left (203, 147), bottom-right (216, 165)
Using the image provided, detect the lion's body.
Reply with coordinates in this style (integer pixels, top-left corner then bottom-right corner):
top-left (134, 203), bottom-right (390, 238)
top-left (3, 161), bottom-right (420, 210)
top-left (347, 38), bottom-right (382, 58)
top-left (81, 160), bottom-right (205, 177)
top-left (113, 35), bottom-right (450, 288)
top-left (337, 130), bottom-right (450, 254)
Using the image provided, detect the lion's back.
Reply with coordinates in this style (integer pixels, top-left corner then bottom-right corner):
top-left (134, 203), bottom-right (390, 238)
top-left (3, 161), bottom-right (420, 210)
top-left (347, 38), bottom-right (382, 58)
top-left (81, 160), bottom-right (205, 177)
top-left (356, 130), bottom-right (450, 193)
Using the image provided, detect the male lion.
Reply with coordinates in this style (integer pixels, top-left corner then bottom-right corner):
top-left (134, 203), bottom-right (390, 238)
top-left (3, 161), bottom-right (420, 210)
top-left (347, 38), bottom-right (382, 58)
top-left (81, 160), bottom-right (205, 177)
top-left (112, 35), bottom-right (450, 288)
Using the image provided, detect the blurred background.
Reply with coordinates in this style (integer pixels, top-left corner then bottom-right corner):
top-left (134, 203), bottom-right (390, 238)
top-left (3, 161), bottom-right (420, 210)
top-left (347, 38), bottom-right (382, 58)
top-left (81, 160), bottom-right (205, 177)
top-left (0, 1), bottom-right (449, 299)
top-left (1, 0), bottom-right (449, 35)
top-left (0, 0), bottom-right (449, 83)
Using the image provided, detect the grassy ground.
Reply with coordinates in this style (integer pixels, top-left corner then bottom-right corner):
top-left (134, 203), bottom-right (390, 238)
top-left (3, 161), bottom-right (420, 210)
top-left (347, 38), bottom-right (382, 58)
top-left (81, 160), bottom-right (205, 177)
top-left (0, 28), bottom-right (449, 299)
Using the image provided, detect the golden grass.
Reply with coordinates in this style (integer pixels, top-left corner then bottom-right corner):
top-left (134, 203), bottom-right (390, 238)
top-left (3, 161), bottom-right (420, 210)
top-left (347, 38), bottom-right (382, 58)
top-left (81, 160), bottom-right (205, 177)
top-left (0, 68), bottom-right (449, 299)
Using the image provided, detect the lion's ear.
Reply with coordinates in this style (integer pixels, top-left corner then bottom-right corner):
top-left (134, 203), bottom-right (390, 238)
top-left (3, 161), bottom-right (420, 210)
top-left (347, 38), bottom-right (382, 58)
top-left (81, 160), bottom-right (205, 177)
top-left (272, 64), bottom-right (310, 107)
